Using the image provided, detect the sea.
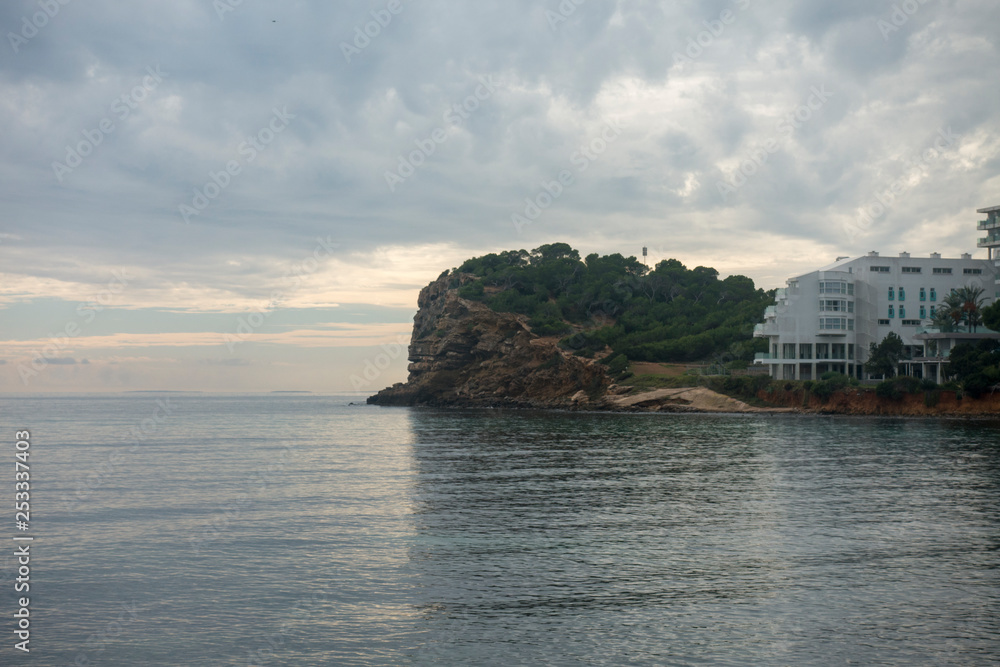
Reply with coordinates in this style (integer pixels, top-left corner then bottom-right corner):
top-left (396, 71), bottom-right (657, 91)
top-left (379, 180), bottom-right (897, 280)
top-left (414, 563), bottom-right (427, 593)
top-left (0, 393), bottom-right (998, 666)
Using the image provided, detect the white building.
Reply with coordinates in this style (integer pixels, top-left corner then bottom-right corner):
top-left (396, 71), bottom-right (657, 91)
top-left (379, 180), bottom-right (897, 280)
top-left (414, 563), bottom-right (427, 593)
top-left (753, 208), bottom-right (1000, 382)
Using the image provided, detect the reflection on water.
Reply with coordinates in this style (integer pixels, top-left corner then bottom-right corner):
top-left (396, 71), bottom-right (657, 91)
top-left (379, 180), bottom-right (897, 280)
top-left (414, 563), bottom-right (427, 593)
top-left (0, 396), bottom-right (997, 665)
top-left (406, 410), bottom-right (1000, 665)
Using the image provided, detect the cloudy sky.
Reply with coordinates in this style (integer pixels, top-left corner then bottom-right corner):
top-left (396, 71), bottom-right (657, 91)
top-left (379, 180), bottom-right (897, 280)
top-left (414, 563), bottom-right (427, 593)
top-left (1, 0), bottom-right (998, 393)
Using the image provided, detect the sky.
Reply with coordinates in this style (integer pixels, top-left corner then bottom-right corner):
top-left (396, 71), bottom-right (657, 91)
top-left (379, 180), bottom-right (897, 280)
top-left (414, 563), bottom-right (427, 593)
top-left (1, 0), bottom-right (999, 393)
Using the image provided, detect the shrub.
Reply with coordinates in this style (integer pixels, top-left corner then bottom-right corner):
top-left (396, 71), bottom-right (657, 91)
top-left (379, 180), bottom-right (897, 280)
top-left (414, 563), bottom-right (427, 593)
top-left (529, 317), bottom-right (570, 336)
top-left (811, 373), bottom-right (851, 401)
top-left (604, 354), bottom-right (629, 376)
top-left (964, 373), bottom-right (992, 399)
top-left (457, 280), bottom-right (485, 300)
top-left (919, 378), bottom-right (938, 391)
top-left (875, 379), bottom-right (901, 400)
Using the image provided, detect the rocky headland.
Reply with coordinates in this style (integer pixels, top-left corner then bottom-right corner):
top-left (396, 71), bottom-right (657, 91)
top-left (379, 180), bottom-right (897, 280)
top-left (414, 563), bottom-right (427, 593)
top-left (369, 272), bottom-right (1000, 416)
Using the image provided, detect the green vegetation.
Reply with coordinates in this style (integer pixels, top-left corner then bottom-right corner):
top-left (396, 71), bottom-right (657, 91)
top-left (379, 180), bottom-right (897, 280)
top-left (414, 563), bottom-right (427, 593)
top-left (453, 242), bottom-right (772, 363)
top-left (932, 284), bottom-right (988, 332)
top-left (983, 300), bottom-right (1000, 333)
top-left (946, 338), bottom-right (1000, 398)
top-left (874, 375), bottom-right (922, 400)
top-left (810, 371), bottom-right (853, 400)
top-left (864, 332), bottom-right (904, 378)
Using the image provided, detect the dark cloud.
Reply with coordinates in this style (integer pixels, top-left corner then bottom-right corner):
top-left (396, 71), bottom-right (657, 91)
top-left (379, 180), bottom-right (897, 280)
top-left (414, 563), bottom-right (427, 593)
top-left (36, 357), bottom-right (78, 365)
top-left (1, 0), bottom-right (998, 301)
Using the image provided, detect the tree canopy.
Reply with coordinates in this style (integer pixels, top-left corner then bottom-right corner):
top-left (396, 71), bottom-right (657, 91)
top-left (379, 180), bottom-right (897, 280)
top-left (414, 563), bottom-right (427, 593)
top-left (864, 332), bottom-right (904, 378)
top-left (983, 299), bottom-right (1000, 333)
top-left (933, 284), bottom-right (988, 332)
top-left (452, 243), bottom-right (771, 362)
top-left (947, 338), bottom-right (1000, 397)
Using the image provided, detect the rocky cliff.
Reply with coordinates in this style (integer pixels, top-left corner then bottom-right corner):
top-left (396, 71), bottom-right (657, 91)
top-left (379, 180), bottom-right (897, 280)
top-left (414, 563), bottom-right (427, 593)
top-left (367, 273), bottom-right (611, 408)
top-left (369, 273), bottom-right (1000, 417)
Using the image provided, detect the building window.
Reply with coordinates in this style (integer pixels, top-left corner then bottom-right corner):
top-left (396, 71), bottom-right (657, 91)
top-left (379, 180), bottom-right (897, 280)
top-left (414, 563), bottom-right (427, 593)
top-left (819, 281), bottom-right (853, 295)
top-left (920, 306), bottom-right (926, 318)
top-left (816, 343), bottom-right (829, 359)
top-left (902, 267), bottom-right (921, 273)
top-left (871, 266), bottom-right (890, 273)
top-left (902, 319), bottom-right (921, 325)
top-left (930, 306), bottom-right (936, 317)
top-left (819, 299), bottom-right (854, 312)
top-left (799, 344), bottom-right (812, 359)
top-left (919, 288), bottom-right (926, 301)
top-left (964, 268), bottom-right (983, 275)
top-left (832, 343), bottom-right (846, 359)
top-left (782, 343), bottom-right (796, 359)
top-left (933, 267), bottom-right (952, 275)
top-left (848, 344), bottom-right (855, 360)
top-left (900, 305), bottom-right (906, 318)
top-left (819, 318), bottom-right (853, 330)
top-left (878, 319), bottom-right (890, 325)
top-left (899, 287), bottom-right (905, 301)
top-left (888, 305), bottom-right (895, 318)
top-left (888, 287), bottom-right (895, 300)
top-left (930, 288), bottom-right (936, 301)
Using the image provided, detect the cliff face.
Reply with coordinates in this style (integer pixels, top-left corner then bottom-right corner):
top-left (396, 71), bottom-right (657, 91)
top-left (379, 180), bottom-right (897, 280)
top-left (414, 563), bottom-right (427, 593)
top-left (369, 273), bottom-right (1000, 417)
top-left (368, 273), bottom-right (610, 408)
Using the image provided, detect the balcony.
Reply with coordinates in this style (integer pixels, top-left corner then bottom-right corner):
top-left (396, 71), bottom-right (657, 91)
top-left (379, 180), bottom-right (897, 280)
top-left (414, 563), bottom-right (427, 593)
top-left (978, 219), bottom-right (1000, 231)
top-left (978, 234), bottom-right (1000, 247)
top-left (753, 353), bottom-right (775, 363)
top-left (754, 322), bottom-right (779, 337)
top-left (764, 305), bottom-right (777, 319)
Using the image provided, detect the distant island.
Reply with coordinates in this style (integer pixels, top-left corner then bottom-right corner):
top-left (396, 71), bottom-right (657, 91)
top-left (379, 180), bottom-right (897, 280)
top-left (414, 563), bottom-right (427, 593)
top-left (370, 244), bottom-right (1000, 415)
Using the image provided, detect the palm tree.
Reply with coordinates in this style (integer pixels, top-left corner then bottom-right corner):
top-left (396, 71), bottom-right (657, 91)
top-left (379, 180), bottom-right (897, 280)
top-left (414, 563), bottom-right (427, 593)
top-left (933, 290), bottom-right (964, 332)
top-left (955, 284), bottom-right (986, 332)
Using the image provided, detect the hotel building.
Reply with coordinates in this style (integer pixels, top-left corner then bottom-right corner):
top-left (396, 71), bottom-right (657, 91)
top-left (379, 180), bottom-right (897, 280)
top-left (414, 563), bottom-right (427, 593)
top-left (753, 206), bottom-right (1000, 382)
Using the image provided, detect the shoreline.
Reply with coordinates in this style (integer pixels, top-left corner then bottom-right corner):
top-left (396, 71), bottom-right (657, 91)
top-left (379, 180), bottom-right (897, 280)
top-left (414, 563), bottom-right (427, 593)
top-left (368, 384), bottom-right (1000, 417)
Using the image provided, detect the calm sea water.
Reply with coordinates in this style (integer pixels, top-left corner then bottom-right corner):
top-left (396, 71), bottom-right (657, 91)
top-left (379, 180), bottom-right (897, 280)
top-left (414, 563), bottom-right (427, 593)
top-left (0, 394), bottom-right (998, 666)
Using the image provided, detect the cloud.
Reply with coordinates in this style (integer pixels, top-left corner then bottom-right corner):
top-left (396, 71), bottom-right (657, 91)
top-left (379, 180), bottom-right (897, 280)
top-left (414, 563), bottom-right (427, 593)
top-left (200, 358), bottom-right (252, 367)
top-left (2, 0), bottom-right (999, 391)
